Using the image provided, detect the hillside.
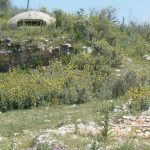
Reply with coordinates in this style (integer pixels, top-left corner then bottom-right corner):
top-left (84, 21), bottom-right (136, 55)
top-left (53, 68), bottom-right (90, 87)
top-left (0, 6), bottom-right (150, 150)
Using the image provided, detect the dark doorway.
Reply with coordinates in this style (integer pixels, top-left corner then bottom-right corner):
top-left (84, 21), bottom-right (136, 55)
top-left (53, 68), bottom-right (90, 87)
top-left (17, 19), bottom-right (46, 27)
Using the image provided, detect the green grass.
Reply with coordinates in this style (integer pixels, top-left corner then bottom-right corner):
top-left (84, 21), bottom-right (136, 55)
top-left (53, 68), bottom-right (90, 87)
top-left (0, 100), bottom-right (108, 148)
top-left (0, 97), bottom-right (148, 149)
top-left (0, 7), bottom-right (150, 150)
top-left (0, 53), bottom-right (150, 149)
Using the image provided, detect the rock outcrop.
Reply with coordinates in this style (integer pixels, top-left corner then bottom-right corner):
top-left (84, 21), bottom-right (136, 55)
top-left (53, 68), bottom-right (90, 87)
top-left (0, 38), bottom-right (73, 72)
top-left (33, 113), bottom-right (150, 149)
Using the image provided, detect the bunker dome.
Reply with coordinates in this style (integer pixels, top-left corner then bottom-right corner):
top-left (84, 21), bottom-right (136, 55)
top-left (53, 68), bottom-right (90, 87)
top-left (9, 11), bottom-right (55, 27)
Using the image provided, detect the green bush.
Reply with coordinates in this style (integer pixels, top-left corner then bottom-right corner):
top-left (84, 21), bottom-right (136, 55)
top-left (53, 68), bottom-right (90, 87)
top-left (0, 61), bottom-right (93, 112)
top-left (112, 71), bottom-right (139, 98)
top-left (91, 39), bottom-right (122, 68)
top-left (0, 52), bottom-right (118, 112)
top-left (1, 6), bottom-right (150, 113)
top-left (0, 18), bottom-right (9, 31)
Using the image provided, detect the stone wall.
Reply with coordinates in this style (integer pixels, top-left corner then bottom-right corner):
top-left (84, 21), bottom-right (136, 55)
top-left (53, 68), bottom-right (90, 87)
top-left (0, 50), bottom-right (11, 72)
top-left (113, 115), bottom-right (150, 139)
top-left (0, 37), bottom-right (74, 72)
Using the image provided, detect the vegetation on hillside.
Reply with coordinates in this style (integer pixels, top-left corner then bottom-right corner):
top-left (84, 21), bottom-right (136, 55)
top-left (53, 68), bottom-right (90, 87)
top-left (0, 4), bottom-right (150, 112)
top-left (0, 2), bottom-right (150, 149)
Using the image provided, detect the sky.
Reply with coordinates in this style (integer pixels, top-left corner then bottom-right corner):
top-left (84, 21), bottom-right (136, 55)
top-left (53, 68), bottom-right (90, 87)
top-left (12, 0), bottom-right (150, 23)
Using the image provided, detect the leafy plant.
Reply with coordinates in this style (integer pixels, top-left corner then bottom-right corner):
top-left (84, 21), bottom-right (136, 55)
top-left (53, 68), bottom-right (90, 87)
top-left (98, 110), bottom-right (113, 143)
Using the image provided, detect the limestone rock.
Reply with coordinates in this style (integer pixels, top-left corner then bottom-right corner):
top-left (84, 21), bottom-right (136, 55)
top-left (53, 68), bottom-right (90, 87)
top-left (82, 46), bottom-right (93, 54)
top-left (145, 131), bottom-right (150, 138)
top-left (0, 137), bottom-right (3, 142)
top-left (143, 55), bottom-right (150, 61)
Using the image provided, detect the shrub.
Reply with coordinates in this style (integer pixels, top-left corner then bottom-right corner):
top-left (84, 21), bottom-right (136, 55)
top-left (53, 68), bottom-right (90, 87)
top-left (91, 39), bottom-right (122, 68)
top-left (127, 86), bottom-right (150, 111)
top-left (112, 71), bottom-right (139, 98)
top-left (0, 61), bottom-right (93, 112)
top-left (0, 17), bottom-right (9, 31)
top-left (0, 52), bottom-right (117, 112)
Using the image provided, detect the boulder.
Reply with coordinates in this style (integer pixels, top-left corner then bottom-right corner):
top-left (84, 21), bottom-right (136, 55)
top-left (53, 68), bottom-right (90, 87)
top-left (143, 55), bottom-right (150, 61)
top-left (60, 43), bottom-right (73, 55)
top-left (0, 39), bottom-right (75, 72)
top-left (50, 47), bottom-right (60, 58)
top-left (82, 46), bottom-right (93, 54)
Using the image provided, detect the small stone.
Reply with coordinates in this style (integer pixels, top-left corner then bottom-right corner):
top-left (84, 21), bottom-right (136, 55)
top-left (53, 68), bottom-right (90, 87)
top-left (141, 128), bottom-right (147, 132)
top-left (115, 69), bottom-right (121, 72)
top-left (142, 109), bottom-right (150, 115)
top-left (136, 129), bottom-right (142, 134)
top-left (78, 124), bottom-right (87, 135)
top-left (124, 127), bottom-right (132, 132)
top-left (85, 144), bottom-right (91, 150)
top-left (136, 132), bottom-right (144, 137)
top-left (82, 46), bottom-right (93, 54)
top-left (44, 39), bottom-right (49, 43)
top-left (145, 131), bottom-right (150, 139)
top-left (122, 116), bottom-right (130, 119)
top-left (44, 120), bottom-right (51, 123)
top-left (0, 137), bottom-right (3, 141)
top-left (113, 127), bottom-right (122, 136)
top-left (4, 37), bottom-right (12, 44)
top-left (114, 108), bottom-right (122, 112)
top-left (106, 145), bottom-right (114, 150)
top-left (88, 122), bottom-right (96, 126)
top-left (143, 55), bottom-right (150, 61)
top-left (14, 132), bottom-right (20, 136)
top-left (123, 116), bottom-right (136, 121)
top-left (56, 121), bottom-right (65, 128)
top-left (62, 36), bottom-right (66, 39)
top-left (114, 108), bottom-right (118, 112)
top-left (70, 104), bottom-right (77, 108)
top-left (71, 135), bottom-right (78, 139)
top-left (76, 119), bottom-right (82, 123)
top-left (123, 120), bottom-right (131, 125)
top-left (131, 121), bottom-right (136, 126)
top-left (136, 118), bottom-right (145, 124)
top-left (23, 130), bottom-right (32, 135)
top-left (125, 58), bottom-right (132, 62)
top-left (110, 100), bottom-right (113, 103)
top-left (129, 116), bottom-right (137, 121)
top-left (122, 104), bottom-right (128, 111)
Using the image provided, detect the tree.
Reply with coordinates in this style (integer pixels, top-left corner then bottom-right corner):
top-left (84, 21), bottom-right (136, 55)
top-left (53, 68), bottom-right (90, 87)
top-left (0, 0), bottom-right (12, 17)
top-left (39, 6), bottom-right (48, 13)
top-left (53, 9), bottom-right (64, 28)
top-left (27, 0), bottom-right (30, 10)
top-left (0, 0), bottom-right (11, 10)
top-left (99, 6), bottom-right (118, 23)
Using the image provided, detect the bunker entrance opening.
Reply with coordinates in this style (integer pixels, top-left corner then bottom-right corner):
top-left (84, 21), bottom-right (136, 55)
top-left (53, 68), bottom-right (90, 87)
top-left (17, 19), bottom-right (46, 27)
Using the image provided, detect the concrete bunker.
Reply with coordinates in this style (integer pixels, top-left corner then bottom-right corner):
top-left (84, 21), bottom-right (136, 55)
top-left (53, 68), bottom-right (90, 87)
top-left (17, 19), bottom-right (47, 27)
top-left (9, 11), bottom-right (55, 28)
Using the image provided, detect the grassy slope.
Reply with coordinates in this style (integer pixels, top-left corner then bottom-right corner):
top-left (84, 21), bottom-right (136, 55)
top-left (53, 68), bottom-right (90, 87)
top-left (0, 55), bottom-right (150, 149)
top-left (0, 99), bottom-right (124, 149)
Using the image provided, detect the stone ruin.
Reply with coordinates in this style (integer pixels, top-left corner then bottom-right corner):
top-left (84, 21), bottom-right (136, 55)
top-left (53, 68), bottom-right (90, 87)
top-left (0, 37), bottom-right (74, 72)
top-left (33, 114), bottom-right (150, 149)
